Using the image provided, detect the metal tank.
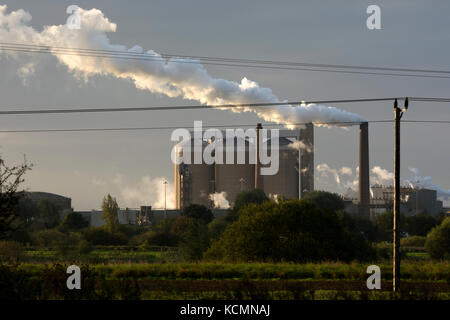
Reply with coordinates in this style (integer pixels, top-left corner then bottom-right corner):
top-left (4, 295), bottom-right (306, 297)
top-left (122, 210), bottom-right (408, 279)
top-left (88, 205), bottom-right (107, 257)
top-left (174, 138), bottom-right (214, 209)
top-left (262, 137), bottom-right (299, 200)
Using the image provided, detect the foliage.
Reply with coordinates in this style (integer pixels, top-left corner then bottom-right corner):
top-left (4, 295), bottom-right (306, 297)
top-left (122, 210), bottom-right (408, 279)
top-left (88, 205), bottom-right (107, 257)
top-left (32, 229), bottom-right (67, 247)
top-left (181, 204), bottom-right (213, 224)
top-left (226, 189), bottom-right (269, 222)
top-left (101, 194), bottom-right (120, 233)
top-left (302, 190), bottom-right (345, 212)
top-left (0, 157), bottom-right (33, 239)
top-left (401, 235), bottom-right (426, 247)
top-left (0, 240), bottom-right (25, 263)
top-left (425, 217), bottom-right (450, 260)
top-left (83, 227), bottom-right (128, 246)
top-left (206, 199), bottom-right (375, 262)
top-left (208, 217), bottom-right (229, 241)
top-left (374, 211), bottom-right (407, 241)
top-left (405, 214), bottom-right (438, 237)
top-left (179, 219), bottom-right (210, 260)
top-left (60, 212), bottom-right (89, 231)
top-left (77, 239), bottom-right (93, 255)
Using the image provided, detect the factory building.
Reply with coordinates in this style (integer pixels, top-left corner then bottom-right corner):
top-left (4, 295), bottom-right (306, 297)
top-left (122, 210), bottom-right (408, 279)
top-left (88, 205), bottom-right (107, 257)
top-left (174, 122), bottom-right (371, 214)
top-left (174, 124), bottom-right (314, 208)
top-left (344, 185), bottom-right (444, 218)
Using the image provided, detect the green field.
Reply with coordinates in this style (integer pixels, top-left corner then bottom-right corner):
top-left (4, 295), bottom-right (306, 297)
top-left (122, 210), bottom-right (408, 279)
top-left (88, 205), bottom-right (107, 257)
top-left (1, 245), bottom-right (448, 300)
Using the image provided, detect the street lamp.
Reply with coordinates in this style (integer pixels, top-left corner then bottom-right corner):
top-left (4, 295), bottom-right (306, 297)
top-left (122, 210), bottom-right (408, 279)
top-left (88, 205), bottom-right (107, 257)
top-left (163, 180), bottom-right (168, 219)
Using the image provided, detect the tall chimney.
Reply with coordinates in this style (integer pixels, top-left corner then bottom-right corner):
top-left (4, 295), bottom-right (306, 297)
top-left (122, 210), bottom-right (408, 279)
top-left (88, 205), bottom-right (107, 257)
top-left (359, 122), bottom-right (370, 218)
top-left (255, 123), bottom-right (264, 190)
top-left (300, 123), bottom-right (314, 197)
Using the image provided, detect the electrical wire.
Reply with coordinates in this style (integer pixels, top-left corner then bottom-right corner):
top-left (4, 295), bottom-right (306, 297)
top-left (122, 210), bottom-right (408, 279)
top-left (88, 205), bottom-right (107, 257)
top-left (0, 120), bottom-right (449, 134)
top-left (0, 98), bottom-right (406, 115)
top-left (3, 43), bottom-right (450, 79)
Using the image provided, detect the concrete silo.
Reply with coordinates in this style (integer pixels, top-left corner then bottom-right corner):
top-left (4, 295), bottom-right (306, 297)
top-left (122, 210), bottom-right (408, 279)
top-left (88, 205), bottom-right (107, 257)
top-left (214, 137), bottom-right (255, 207)
top-left (262, 137), bottom-right (299, 200)
top-left (174, 138), bottom-right (214, 209)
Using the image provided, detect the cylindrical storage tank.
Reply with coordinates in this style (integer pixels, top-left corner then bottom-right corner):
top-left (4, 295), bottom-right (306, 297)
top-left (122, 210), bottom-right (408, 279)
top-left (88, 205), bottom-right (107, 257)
top-left (215, 137), bottom-right (255, 207)
top-left (263, 137), bottom-right (299, 200)
top-left (175, 138), bottom-right (214, 209)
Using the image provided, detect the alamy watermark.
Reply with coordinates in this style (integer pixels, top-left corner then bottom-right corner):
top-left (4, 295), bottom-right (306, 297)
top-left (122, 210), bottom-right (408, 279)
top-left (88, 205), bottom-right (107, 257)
top-left (170, 121), bottom-right (280, 176)
top-left (366, 5), bottom-right (381, 30)
top-left (66, 5), bottom-right (81, 30)
top-left (366, 265), bottom-right (381, 289)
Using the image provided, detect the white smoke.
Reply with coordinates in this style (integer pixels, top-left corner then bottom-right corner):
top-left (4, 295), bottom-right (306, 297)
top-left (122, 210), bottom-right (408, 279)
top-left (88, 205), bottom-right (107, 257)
top-left (209, 192), bottom-right (230, 209)
top-left (288, 140), bottom-right (310, 152)
top-left (317, 164), bottom-right (450, 202)
top-left (406, 167), bottom-right (450, 200)
top-left (0, 5), bottom-right (365, 128)
top-left (114, 176), bottom-right (174, 209)
top-left (370, 166), bottom-right (395, 185)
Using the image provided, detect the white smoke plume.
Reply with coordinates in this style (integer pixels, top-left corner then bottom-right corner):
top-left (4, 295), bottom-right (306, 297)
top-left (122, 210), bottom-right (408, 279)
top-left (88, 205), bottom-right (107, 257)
top-left (371, 166), bottom-right (394, 185)
top-left (209, 192), bottom-right (230, 209)
top-left (406, 167), bottom-right (450, 200)
top-left (119, 176), bottom-right (175, 209)
top-left (317, 164), bottom-right (450, 202)
top-left (0, 5), bottom-right (365, 128)
top-left (288, 140), bottom-right (310, 152)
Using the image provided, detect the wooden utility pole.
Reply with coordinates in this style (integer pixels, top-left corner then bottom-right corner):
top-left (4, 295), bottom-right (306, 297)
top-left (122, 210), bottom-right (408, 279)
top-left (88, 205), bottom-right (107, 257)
top-left (393, 97), bottom-right (408, 292)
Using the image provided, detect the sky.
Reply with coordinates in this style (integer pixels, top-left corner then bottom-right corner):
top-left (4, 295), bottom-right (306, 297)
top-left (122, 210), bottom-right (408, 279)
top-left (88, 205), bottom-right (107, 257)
top-left (0, 0), bottom-right (449, 210)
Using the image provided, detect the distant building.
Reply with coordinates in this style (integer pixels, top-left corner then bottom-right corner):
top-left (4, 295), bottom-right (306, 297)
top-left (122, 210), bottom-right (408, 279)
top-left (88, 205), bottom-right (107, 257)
top-left (75, 207), bottom-right (227, 227)
top-left (20, 191), bottom-right (73, 217)
top-left (344, 185), bottom-right (444, 218)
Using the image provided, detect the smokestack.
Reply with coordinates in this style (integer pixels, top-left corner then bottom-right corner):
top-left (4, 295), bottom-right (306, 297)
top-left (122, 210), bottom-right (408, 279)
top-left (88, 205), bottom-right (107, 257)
top-left (300, 123), bottom-right (314, 197)
top-left (359, 122), bottom-right (370, 218)
top-left (255, 123), bottom-right (264, 190)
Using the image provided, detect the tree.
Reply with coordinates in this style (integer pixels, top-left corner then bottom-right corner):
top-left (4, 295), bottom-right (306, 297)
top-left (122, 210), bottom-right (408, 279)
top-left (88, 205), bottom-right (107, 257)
top-left (374, 211), bottom-right (407, 241)
top-left (405, 213), bottom-right (438, 236)
top-left (205, 199), bottom-right (374, 262)
top-left (179, 220), bottom-right (210, 260)
top-left (39, 200), bottom-right (61, 229)
top-left (226, 189), bottom-right (269, 222)
top-left (425, 217), bottom-right (450, 260)
top-left (60, 212), bottom-right (89, 231)
top-left (302, 190), bottom-right (345, 212)
top-left (101, 194), bottom-right (119, 233)
top-left (0, 157), bottom-right (33, 239)
top-left (181, 204), bottom-right (213, 224)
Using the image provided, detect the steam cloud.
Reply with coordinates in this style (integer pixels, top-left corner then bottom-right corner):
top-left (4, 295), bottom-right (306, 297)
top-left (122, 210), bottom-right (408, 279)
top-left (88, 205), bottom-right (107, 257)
top-left (317, 163), bottom-right (450, 201)
top-left (0, 5), bottom-right (365, 128)
top-left (209, 192), bottom-right (230, 209)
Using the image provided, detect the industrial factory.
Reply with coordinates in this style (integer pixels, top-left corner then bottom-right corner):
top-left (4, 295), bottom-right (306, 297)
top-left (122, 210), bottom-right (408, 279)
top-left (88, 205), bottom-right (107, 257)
top-left (174, 122), bottom-right (372, 218)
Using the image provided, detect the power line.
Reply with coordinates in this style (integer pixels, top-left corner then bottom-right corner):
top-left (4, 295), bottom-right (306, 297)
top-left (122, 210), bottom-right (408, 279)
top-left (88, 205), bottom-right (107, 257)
top-left (3, 43), bottom-right (450, 79)
top-left (0, 98), bottom-right (407, 115)
top-left (0, 120), bottom-right (449, 134)
top-left (4, 42), bottom-right (450, 74)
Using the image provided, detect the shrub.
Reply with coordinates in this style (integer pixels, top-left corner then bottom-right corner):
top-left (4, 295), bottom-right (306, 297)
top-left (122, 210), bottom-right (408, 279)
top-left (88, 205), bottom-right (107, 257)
top-left (129, 230), bottom-right (178, 247)
top-left (0, 241), bottom-right (25, 263)
top-left (181, 204), bottom-right (213, 224)
top-left (205, 199), bottom-right (375, 262)
top-left (77, 240), bottom-right (93, 255)
top-left (31, 229), bottom-right (66, 247)
top-left (208, 217), bottom-right (229, 241)
top-left (405, 214), bottom-right (438, 236)
top-left (83, 227), bottom-right (128, 246)
top-left (425, 217), bottom-right (450, 260)
top-left (401, 235), bottom-right (426, 247)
